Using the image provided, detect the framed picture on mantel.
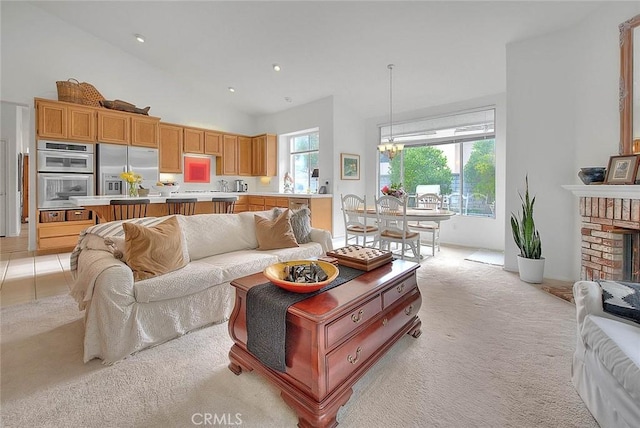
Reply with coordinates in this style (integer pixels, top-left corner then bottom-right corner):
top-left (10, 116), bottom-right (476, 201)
top-left (605, 155), bottom-right (639, 184)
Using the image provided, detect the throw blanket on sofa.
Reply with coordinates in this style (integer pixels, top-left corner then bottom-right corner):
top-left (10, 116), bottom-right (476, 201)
top-left (69, 217), bottom-right (166, 309)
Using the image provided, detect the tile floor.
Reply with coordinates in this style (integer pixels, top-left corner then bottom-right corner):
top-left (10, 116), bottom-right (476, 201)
top-left (0, 224), bottom-right (74, 307)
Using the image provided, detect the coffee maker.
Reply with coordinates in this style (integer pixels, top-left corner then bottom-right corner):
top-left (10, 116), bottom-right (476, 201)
top-left (234, 179), bottom-right (248, 192)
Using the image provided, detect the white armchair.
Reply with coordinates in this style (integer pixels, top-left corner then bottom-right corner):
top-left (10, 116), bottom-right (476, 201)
top-left (572, 280), bottom-right (640, 428)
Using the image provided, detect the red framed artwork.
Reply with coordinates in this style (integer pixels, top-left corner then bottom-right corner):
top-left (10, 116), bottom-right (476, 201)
top-left (184, 156), bottom-right (211, 183)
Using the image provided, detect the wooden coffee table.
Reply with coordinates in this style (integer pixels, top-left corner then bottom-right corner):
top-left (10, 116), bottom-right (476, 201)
top-left (228, 259), bottom-right (422, 427)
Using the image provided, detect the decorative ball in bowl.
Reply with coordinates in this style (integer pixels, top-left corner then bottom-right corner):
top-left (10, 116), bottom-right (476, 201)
top-left (578, 167), bottom-right (606, 185)
top-left (152, 184), bottom-right (180, 196)
top-left (263, 260), bottom-right (339, 293)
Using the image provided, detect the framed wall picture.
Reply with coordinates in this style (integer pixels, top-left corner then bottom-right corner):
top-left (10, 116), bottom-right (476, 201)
top-left (184, 156), bottom-right (211, 183)
top-left (605, 155), bottom-right (639, 184)
top-left (340, 153), bottom-right (360, 180)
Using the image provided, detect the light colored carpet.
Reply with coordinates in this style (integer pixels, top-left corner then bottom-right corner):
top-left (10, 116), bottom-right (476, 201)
top-left (465, 248), bottom-right (505, 266)
top-left (1, 247), bottom-right (597, 427)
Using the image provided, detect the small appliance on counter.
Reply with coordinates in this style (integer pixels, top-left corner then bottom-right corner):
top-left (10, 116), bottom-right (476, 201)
top-left (234, 179), bottom-right (248, 192)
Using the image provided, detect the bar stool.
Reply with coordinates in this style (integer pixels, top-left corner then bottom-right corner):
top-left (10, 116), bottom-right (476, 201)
top-left (167, 198), bottom-right (197, 216)
top-left (110, 199), bottom-right (150, 221)
top-left (212, 197), bottom-right (237, 214)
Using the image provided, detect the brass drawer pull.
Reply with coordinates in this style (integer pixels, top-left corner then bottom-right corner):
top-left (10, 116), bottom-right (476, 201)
top-left (404, 305), bottom-right (413, 316)
top-left (347, 347), bottom-right (362, 365)
top-left (396, 283), bottom-right (405, 293)
top-left (351, 309), bottom-right (364, 323)
top-left (382, 317), bottom-right (388, 326)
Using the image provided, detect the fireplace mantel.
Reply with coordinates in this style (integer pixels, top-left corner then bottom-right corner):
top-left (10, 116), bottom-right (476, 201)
top-left (562, 184), bottom-right (640, 199)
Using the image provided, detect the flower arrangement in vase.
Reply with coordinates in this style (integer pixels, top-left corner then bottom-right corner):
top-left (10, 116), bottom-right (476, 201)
top-left (120, 171), bottom-right (143, 197)
top-left (381, 182), bottom-right (406, 199)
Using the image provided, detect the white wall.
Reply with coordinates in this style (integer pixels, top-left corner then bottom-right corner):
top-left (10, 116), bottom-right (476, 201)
top-left (505, 3), bottom-right (640, 281)
top-left (363, 94), bottom-right (507, 251)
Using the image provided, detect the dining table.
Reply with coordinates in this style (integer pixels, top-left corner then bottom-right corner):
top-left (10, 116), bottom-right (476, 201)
top-left (358, 207), bottom-right (457, 222)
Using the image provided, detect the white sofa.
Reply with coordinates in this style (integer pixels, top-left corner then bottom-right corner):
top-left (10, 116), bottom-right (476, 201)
top-left (572, 280), bottom-right (640, 428)
top-left (70, 210), bottom-right (333, 364)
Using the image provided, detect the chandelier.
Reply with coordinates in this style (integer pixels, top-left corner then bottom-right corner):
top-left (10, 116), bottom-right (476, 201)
top-left (378, 64), bottom-right (404, 159)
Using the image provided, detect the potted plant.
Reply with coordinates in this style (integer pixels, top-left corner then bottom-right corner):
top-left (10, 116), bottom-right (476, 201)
top-left (510, 175), bottom-right (545, 283)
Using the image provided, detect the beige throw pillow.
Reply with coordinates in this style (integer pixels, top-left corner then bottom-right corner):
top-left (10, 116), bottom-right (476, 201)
top-left (254, 209), bottom-right (299, 250)
top-left (123, 216), bottom-right (187, 281)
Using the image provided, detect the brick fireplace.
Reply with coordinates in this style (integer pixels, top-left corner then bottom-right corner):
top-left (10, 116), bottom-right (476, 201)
top-left (576, 190), bottom-right (640, 281)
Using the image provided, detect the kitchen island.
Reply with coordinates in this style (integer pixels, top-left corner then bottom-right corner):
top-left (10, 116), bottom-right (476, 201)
top-left (69, 192), bottom-right (333, 231)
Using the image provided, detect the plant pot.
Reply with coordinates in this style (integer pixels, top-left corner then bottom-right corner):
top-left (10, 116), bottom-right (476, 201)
top-left (517, 255), bottom-right (545, 283)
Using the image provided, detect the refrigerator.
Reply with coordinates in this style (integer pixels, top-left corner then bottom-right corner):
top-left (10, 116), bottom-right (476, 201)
top-left (96, 144), bottom-right (159, 195)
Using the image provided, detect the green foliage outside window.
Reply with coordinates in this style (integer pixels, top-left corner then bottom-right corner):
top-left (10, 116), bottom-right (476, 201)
top-left (463, 140), bottom-right (495, 201)
top-left (389, 146), bottom-right (452, 194)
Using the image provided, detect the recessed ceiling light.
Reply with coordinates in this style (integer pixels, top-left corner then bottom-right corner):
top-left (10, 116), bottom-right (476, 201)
top-left (228, 87), bottom-right (236, 93)
top-left (273, 64), bottom-right (281, 72)
top-left (134, 34), bottom-right (145, 43)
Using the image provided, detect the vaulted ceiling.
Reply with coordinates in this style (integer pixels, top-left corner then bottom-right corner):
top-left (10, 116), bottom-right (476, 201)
top-left (31, 1), bottom-right (607, 118)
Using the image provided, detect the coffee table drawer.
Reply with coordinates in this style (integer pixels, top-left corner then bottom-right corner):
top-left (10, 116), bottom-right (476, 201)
top-left (382, 277), bottom-right (416, 309)
top-left (325, 291), bottom-right (421, 392)
top-left (325, 296), bottom-right (382, 348)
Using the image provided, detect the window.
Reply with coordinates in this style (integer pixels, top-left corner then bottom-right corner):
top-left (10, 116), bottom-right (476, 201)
top-left (379, 108), bottom-right (495, 218)
top-left (289, 131), bottom-right (319, 193)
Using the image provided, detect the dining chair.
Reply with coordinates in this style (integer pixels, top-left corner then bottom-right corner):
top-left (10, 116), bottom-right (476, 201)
top-left (167, 198), bottom-right (197, 216)
top-left (341, 194), bottom-right (379, 247)
top-left (212, 197), bottom-right (237, 214)
top-left (409, 193), bottom-right (442, 256)
top-left (375, 195), bottom-right (421, 262)
top-left (110, 199), bottom-right (150, 221)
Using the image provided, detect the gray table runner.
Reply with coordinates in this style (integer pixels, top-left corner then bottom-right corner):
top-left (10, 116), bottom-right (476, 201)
top-left (246, 265), bottom-right (365, 372)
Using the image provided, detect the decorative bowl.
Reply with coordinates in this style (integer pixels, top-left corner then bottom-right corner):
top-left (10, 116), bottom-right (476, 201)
top-left (153, 184), bottom-right (180, 196)
top-left (263, 260), bottom-right (339, 293)
top-left (138, 188), bottom-right (150, 197)
top-left (578, 167), bottom-right (606, 185)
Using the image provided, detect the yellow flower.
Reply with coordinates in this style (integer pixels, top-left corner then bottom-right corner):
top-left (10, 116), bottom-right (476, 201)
top-left (119, 171), bottom-right (142, 184)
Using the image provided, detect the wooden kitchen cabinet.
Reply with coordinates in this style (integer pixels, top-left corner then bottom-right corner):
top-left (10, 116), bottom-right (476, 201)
top-left (204, 131), bottom-right (222, 155)
top-left (217, 134), bottom-right (238, 175)
top-left (233, 195), bottom-right (248, 213)
top-left (252, 134), bottom-right (277, 176)
top-left (264, 196), bottom-right (289, 209)
top-left (97, 110), bottom-right (130, 145)
top-left (131, 116), bottom-right (159, 148)
top-left (37, 212), bottom-right (95, 253)
top-left (184, 127), bottom-right (204, 153)
top-left (36, 99), bottom-right (96, 142)
top-left (159, 123), bottom-right (184, 173)
top-left (238, 136), bottom-right (252, 176)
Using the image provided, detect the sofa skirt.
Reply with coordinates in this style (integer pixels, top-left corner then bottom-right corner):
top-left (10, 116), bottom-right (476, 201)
top-left (572, 349), bottom-right (640, 428)
top-left (83, 278), bottom-right (233, 364)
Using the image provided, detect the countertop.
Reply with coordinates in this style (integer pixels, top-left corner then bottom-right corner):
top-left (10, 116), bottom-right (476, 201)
top-left (69, 192), bottom-right (332, 206)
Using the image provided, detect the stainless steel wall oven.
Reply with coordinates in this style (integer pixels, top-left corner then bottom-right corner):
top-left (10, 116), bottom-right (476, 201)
top-left (37, 140), bottom-right (94, 208)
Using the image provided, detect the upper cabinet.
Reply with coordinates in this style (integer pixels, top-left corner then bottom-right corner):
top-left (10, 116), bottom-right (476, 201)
top-left (97, 110), bottom-right (130, 145)
top-left (131, 116), bottom-right (159, 148)
top-left (96, 109), bottom-right (159, 147)
top-left (204, 131), bottom-right (222, 155)
top-left (184, 127), bottom-right (204, 153)
top-left (36, 98), bottom-right (159, 146)
top-left (238, 136), bottom-right (252, 176)
top-left (252, 134), bottom-right (277, 176)
top-left (217, 134), bottom-right (238, 175)
top-left (36, 99), bottom-right (96, 142)
top-left (159, 123), bottom-right (184, 173)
